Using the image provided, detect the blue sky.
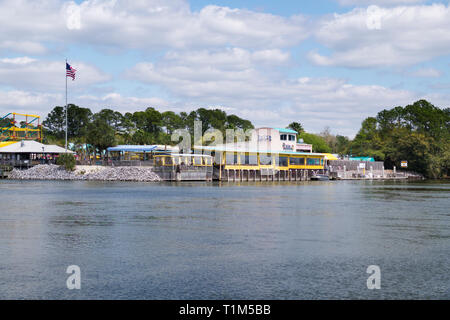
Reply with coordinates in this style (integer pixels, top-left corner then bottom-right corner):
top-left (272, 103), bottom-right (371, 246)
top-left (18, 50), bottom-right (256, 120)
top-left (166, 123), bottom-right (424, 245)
top-left (0, 0), bottom-right (449, 137)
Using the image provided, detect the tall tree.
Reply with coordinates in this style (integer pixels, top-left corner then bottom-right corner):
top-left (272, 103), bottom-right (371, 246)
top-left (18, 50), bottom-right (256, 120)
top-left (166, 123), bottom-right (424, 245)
top-left (86, 118), bottom-right (116, 156)
top-left (43, 106), bottom-right (66, 139)
top-left (287, 122), bottom-right (304, 135)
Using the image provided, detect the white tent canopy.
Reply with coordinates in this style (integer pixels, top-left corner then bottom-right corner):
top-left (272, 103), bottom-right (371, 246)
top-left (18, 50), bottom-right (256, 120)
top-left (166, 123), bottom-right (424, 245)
top-left (0, 140), bottom-right (74, 154)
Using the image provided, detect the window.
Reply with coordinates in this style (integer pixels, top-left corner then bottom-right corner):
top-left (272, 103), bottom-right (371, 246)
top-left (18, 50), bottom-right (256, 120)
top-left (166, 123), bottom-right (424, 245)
top-left (279, 156), bottom-right (289, 167)
top-left (307, 158), bottom-right (321, 166)
top-left (203, 157), bottom-right (212, 166)
top-left (240, 153), bottom-right (258, 166)
top-left (290, 157), bottom-right (305, 166)
top-left (280, 134), bottom-right (287, 141)
top-left (289, 135), bottom-right (296, 141)
top-left (226, 153), bottom-right (237, 165)
top-left (165, 157), bottom-right (174, 165)
top-left (193, 157), bottom-right (203, 165)
top-left (259, 154), bottom-right (272, 165)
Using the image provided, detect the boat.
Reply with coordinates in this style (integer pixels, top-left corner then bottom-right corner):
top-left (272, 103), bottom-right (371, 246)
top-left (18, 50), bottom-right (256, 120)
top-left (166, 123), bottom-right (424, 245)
top-left (311, 174), bottom-right (330, 181)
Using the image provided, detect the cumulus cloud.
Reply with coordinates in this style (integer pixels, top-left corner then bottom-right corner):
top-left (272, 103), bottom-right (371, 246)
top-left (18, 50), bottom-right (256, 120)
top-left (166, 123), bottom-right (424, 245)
top-left (76, 93), bottom-right (171, 113)
top-left (0, 57), bottom-right (111, 91)
top-left (0, 89), bottom-right (172, 119)
top-left (0, 90), bottom-right (62, 115)
top-left (311, 3), bottom-right (450, 67)
top-left (125, 48), bottom-right (424, 136)
top-left (1, 1), bottom-right (448, 137)
top-left (0, 0), bottom-right (308, 55)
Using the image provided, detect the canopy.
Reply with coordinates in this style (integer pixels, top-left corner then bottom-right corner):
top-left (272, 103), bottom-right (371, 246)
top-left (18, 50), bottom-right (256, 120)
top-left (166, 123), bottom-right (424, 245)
top-left (349, 157), bottom-right (375, 162)
top-left (107, 145), bottom-right (158, 152)
top-left (322, 153), bottom-right (339, 160)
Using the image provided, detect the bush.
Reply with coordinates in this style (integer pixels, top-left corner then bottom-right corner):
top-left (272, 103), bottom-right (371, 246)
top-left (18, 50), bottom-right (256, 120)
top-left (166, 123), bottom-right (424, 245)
top-left (56, 153), bottom-right (76, 171)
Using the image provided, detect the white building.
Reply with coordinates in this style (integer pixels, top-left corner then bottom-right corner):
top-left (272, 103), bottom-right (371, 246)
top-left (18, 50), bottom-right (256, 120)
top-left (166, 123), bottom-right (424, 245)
top-left (0, 140), bottom-right (73, 166)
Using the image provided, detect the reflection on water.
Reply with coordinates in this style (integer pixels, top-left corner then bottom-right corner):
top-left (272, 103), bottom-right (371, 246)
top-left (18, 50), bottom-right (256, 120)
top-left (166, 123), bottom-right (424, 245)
top-left (0, 179), bottom-right (449, 299)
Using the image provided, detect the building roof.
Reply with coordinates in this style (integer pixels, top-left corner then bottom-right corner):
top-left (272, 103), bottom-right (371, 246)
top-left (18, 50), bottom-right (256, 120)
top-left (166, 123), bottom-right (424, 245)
top-left (107, 145), bottom-right (158, 152)
top-left (274, 128), bottom-right (298, 134)
top-left (107, 145), bottom-right (180, 153)
top-left (349, 157), bottom-right (375, 162)
top-left (322, 153), bottom-right (339, 160)
top-left (194, 145), bottom-right (325, 157)
top-left (0, 141), bottom-right (17, 148)
top-left (0, 140), bottom-right (74, 154)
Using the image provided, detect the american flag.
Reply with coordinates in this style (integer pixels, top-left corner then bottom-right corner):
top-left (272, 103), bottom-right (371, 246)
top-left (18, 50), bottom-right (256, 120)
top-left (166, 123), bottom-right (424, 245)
top-left (66, 62), bottom-right (76, 80)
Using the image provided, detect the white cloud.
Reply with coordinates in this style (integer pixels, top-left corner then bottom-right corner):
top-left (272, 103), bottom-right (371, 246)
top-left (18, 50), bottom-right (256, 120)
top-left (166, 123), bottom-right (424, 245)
top-left (409, 67), bottom-right (443, 78)
top-left (0, 58), bottom-right (111, 91)
top-left (0, 57), bottom-right (36, 64)
top-left (0, 41), bottom-right (47, 55)
top-left (77, 93), bottom-right (171, 113)
top-left (0, 89), bottom-right (172, 119)
top-left (336, 0), bottom-right (427, 6)
top-left (0, 90), bottom-right (62, 115)
top-left (0, 0), bottom-right (308, 55)
top-left (311, 3), bottom-right (450, 67)
top-left (125, 49), bottom-right (426, 136)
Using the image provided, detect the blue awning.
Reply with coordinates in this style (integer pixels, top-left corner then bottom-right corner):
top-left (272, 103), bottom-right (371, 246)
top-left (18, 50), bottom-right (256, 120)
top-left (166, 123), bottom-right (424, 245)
top-left (107, 145), bottom-right (157, 152)
top-left (274, 128), bottom-right (298, 134)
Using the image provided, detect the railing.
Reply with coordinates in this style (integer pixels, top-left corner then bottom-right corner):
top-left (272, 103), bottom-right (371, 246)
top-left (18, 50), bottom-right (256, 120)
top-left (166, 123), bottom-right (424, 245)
top-left (76, 159), bottom-right (155, 167)
top-left (0, 159), bottom-right (54, 168)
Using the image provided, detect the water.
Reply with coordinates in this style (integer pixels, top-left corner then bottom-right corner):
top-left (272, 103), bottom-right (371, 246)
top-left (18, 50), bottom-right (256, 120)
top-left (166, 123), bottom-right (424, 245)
top-left (0, 179), bottom-right (449, 299)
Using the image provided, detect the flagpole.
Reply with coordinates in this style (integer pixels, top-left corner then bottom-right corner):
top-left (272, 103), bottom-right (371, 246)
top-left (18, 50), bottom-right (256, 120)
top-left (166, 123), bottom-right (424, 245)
top-left (65, 58), bottom-right (68, 153)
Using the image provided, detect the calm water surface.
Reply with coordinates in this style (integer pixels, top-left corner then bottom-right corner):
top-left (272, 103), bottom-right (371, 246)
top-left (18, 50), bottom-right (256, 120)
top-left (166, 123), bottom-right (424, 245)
top-left (0, 179), bottom-right (449, 299)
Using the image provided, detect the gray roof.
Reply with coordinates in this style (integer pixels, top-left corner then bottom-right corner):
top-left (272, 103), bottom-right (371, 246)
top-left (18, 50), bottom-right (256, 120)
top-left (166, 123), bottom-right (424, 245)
top-left (0, 140), bottom-right (74, 154)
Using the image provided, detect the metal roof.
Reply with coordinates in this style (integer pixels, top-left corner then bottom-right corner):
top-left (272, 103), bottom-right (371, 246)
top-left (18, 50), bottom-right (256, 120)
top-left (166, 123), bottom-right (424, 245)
top-left (0, 140), bottom-right (74, 154)
top-left (107, 145), bottom-right (158, 152)
top-left (273, 128), bottom-right (298, 134)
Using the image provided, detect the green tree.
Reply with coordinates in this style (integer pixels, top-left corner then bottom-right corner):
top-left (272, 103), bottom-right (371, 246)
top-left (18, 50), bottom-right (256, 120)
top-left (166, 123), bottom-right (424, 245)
top-left (287, 122), bottom-right (304, 135)
top-left (43, 104), bottom-right (92, 141)
top-left (93, 109), bottom-right (124, 132)
top-left (56, 153), bottom-right (76, 171)
top-left (299, 132), bottom-right (332, 153)
top-left (43, 106), bottom-right (65, 139)
top-left (335, 135), bottom-right (351, 155)
top-left (351, 100), bottom-right (450, 178)
top-left (161, 111), bottom-right (184, 135)
top-left (86, 118), bottom-right (116, 157)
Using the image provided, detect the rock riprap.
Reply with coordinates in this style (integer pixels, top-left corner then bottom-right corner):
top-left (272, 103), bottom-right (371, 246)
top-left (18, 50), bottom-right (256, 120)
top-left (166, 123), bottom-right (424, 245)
top-left (8, 165), bottom-right (162, 182)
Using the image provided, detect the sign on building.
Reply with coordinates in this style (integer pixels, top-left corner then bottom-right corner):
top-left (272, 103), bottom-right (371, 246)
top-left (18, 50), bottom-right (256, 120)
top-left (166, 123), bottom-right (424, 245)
top-left (401, 161), bottom-right (408, 168)
top-left (359, 163), bottom-right (366, 169)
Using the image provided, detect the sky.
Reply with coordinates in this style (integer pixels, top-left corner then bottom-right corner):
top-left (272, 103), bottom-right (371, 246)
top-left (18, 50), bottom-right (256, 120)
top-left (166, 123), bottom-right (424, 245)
top-left (0, 0), bottom-right (449, 137)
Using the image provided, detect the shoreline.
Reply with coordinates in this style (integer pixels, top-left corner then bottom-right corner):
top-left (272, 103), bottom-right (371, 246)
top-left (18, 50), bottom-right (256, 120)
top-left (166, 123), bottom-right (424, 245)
top-left (6, 164), bottom-right (162, 182)
top-left (3, 164), bottom-right (429, 182)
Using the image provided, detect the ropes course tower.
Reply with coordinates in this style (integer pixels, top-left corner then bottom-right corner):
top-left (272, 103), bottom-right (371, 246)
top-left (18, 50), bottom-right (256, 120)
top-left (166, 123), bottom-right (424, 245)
top-left (0, 113), bottom-right (43, 142)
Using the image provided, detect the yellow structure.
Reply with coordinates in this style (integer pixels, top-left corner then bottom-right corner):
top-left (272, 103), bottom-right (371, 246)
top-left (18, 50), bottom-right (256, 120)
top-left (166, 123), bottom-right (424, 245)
top-left (155, 154), bottom-right (213, 167)
top-left (0, 113), bottom-right (42, 142)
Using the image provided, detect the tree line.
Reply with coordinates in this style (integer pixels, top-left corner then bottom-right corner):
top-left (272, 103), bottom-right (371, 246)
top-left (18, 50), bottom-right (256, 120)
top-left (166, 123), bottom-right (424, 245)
top-left (42, 105), bottom-right (254, 155)
top-left (288, 100), bottom-right (449, 178)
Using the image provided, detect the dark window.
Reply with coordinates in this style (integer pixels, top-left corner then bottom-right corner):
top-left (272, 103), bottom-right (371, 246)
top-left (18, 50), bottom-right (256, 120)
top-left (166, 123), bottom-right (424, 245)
top-left (280, 134), bottom-right (287, 141)
top-left (289, 135), bottom-right (296, 141)
top-left (290, 157), bottom-right (305, 165)
top-left (307, 158), bottom-right (321, 166)
top-left (279, 156), bottom-right (289, 167)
